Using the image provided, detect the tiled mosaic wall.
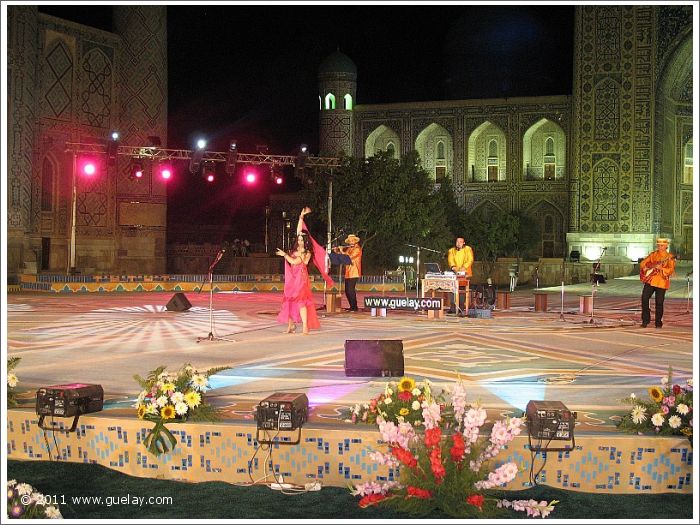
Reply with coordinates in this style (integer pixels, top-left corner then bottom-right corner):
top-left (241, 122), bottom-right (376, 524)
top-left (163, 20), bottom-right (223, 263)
top-left (7, 411), bottom-right (691, 493)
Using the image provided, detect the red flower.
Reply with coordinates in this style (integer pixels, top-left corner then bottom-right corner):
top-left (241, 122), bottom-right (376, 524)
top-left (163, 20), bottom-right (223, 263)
top-left (424, 427), bottom-right (442, 449)
top-left (398, 390), bottom-right (413, 402)
top-left (450, 432), bottom-right (466, 462)
top-left (673, 384), bottom-right (681, 395)
top-left (429, 447), bottom-right (446, 483)
top-left (358, 493), bottom-right (388, 508)
top-left (407, 486), bottom-right (433, 499)
top-left (391, 446), bottom-right (417, 469)
top-left (466, 494), bottom-right (484, 511)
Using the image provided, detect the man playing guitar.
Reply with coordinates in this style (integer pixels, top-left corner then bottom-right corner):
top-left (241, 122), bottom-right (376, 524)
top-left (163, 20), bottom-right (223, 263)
top-left (639, 238), bottom-right (676, 328)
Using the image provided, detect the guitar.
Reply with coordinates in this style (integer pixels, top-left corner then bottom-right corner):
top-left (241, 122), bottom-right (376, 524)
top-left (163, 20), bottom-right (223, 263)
top-left (640, 254), bottom-right (677, 284)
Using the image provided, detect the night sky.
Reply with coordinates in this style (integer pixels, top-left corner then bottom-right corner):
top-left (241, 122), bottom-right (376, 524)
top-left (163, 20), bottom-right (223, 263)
top-left (38, 4), bottom-right (574, 235)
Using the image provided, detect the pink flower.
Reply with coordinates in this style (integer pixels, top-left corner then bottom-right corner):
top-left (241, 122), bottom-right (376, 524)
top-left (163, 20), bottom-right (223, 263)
top-left (662, 405), bottom-right (670, 414)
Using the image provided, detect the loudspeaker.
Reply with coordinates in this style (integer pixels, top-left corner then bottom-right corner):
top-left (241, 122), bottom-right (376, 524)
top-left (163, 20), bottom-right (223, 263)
top-left (344, 340), bottom-right (404, 377)
top-left (166, 292), bottom-right (192, 312)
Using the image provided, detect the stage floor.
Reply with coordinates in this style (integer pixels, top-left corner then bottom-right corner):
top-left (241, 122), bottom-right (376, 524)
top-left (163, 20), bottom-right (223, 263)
top-left (7, 276), bottom-right (694, 434)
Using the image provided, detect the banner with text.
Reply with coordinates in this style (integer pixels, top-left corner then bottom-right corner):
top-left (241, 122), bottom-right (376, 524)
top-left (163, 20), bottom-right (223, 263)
top-left (364, 296), bottom-right (442, 311)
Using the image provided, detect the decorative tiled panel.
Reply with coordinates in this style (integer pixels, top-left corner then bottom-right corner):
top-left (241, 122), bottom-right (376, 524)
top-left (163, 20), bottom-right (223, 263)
top-left (7, 411), bottom-right (691, 494)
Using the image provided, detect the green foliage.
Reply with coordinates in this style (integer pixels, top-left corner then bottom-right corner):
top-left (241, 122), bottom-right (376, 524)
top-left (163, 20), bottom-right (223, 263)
top-left (7, 356), bottom-right (21, 408)
top-left (303, 151), bottom-right (457, 272)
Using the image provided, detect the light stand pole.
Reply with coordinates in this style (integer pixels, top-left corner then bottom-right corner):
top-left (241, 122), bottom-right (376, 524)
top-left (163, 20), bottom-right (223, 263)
top-left (686, 271), bottom-right (693, 314)
top-left (68, 154), bottom-right (78, 274)
top-left (325, 171), bottom-right (333, 308)
top-left (265, 206), bottom-right (270, 254)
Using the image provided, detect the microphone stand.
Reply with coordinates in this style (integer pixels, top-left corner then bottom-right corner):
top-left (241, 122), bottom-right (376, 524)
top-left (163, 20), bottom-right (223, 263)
top-left (589, 247), bottom-right (607, 325)
top-left (406, 243), bottom-right (442, 299)
top-left (196, 249), bottom-right (235, 343)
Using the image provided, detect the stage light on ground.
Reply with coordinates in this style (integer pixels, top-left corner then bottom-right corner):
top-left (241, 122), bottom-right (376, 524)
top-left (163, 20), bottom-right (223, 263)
top-left (526, 400), bottom-right (576, 446)
top-left (255, 392), bottom-right (308, 445)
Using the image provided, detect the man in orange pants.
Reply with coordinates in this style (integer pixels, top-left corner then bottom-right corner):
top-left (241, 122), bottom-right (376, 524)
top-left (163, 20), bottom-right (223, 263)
top-left (639, 238), bottom-right (676, 328)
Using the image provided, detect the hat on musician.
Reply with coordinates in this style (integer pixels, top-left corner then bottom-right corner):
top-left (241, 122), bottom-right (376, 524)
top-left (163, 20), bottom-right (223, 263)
top-left (656, 237), bottom-right (670, 246)
top-left (344, 234), bottom-right (360, 245)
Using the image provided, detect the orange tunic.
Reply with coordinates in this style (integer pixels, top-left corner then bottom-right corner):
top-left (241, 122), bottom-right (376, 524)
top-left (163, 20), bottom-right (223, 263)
top-left (640, 250), bottom-right (676, 289)
top-left (342, 245), bottom-right (362, 279)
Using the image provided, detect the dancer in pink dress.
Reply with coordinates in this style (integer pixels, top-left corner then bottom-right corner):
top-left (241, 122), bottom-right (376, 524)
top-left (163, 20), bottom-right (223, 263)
top-left (276, 207), bottom-right (334, 334)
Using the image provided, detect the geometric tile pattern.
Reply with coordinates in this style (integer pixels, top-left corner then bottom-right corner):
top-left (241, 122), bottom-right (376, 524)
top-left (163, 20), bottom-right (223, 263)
top-left (6, 411), bottom-right (692, 493)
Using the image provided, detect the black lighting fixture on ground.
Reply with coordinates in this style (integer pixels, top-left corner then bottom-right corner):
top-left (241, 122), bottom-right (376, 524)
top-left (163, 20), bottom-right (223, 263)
top-left (35, 383), bottom-right (104, 433)
top-left (526, 400), bottom-right (577, 486)
top-left (255, 393), bottom-right (308, 445)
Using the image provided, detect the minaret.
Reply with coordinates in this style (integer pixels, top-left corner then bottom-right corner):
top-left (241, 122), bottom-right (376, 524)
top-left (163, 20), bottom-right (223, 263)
top-left (318, 49), bottom-right (357, 157)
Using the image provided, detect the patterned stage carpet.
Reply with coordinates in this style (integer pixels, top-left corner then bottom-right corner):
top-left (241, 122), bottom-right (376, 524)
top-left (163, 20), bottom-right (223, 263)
top-left (7, 276), bottom-right (694, 435)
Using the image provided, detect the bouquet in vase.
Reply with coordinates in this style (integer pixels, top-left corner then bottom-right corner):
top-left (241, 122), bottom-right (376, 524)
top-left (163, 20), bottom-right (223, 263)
top-left (349, 378), bottom-right (557, 518)
top-left (134, 363), bottom-right (225, 456)
top-left (7, 480), bottom-right (62, 519)
top-left (618, 367), bottom-right (693, 442)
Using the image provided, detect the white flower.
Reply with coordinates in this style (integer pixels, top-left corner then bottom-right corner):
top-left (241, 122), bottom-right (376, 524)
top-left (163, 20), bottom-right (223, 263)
top-left (668, 415), bottom-right (682, 429)
top-left (158, 371), bottom-right (171, 380)
top-left (383, 397), bottom-right (392, 405)
top-left (396, 416), bottom-right (404, 424)
top-left (145, 404), bottom-right (158, 415)
top-left (386, 388), bottom-right (393, 396)
top-left (687, 379), bottom-right (693, 387)
top-left (155, 395), bottom-right (169, 408)
top-left (7, 373), bottom-right (18, 388)
top-left (170, 391), bottom-right (185, 404)
top-left (412, 388), bottom-right (421, 396)
top-left (651, 413), bottom-right (665, 427)
top-left (190, 374), bottom-right (208, 390)
top-left (630, 393), bottom-right (636, 399)
top-left (44, 506), bottom-right (62, 519)
top-left (30, 492), bottom-right (44, 504)
top-left (174, 402), bottom-right (189, 416)
top-left (631, 406), bottom-right (647, 424)
top-left (15, 483), bottom-right (33, 496)
top-left (411, 400), bottom-right (421, 411)
top-left (676, 404), bottom-right (690, 415)
top-left (660, 376), bottom-right (669, 385)
top-left (8, 480), bottom-right (16, 487)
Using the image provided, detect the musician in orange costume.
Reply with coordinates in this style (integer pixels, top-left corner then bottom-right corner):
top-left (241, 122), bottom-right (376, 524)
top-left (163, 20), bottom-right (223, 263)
top-left (639, 238), bottom-right (676, 328)
top-left (333, 234), bottom-right (362, 312)
top-left (446, 237), bottom-right (474, 313)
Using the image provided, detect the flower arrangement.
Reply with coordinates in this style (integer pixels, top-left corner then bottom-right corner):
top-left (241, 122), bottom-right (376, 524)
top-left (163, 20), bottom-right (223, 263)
top-left (346, 377), bottom-right (443, 427)
top-left (7, 356), bottom-right (20, 408)
top-left (349, 378), bottom-right (558, 518)
top-left (7, 480), bottom-right (62, 519)
top-left (134, 363), bottom-right (225, 456)
top-left (618, 367), bottom-right (693, 442)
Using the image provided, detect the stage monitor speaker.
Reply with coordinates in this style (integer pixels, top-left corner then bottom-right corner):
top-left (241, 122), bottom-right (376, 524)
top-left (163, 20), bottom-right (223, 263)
top-left (344, 339), bottom-right (404, 377)
top-left (166, 292), bottom-right (192, 312)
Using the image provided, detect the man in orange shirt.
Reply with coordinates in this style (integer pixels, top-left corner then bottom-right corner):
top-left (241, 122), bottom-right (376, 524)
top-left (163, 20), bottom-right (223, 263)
top-left (334, 234), bottom-right (363, 312)
top-left (639, 238), bottom-right (676, 328)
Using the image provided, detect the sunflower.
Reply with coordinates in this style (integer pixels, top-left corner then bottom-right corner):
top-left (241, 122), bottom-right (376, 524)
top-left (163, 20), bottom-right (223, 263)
top-left (398, 377), bottom-right (416, 393)
top-left (137, 404), bottom-right (146, 419)
top-left (648, 386), bottom-right (664, 403)
top-left (160, 405), bottom-right (176, 419)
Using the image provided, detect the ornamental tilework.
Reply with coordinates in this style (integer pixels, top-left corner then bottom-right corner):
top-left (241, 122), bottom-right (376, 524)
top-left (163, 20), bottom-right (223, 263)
top-left (6, 411), bottom-right (692, 493)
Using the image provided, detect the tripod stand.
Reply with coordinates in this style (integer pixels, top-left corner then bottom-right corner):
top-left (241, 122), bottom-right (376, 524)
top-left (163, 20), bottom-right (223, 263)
top-left (196, 249), bottom-right (236, 343)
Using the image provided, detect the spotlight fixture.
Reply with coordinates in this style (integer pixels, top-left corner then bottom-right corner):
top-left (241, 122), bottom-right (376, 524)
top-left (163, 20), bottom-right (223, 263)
top-left (244, 169), bottom-right (257, 184)
top-left (295, 144), bottom-right (309, 182)
top-left (130, 159), bottom-right (144, 180)
top-left (226, 140), bottom-right (238, 175)
top-left (255, 392), bottom-right (308, 445)
top-left (202, 161), bottom-right (216, 183)
top-left (107, 131), bottom-right (120, 166)
top-left (157, 164), bottom-right (173, 181)
top-left (526, 400), bottom-right (576, 450)
top-left (189, 138), bottom-right (206, 174)
top-left (79, 157), bottom-right (99, 177)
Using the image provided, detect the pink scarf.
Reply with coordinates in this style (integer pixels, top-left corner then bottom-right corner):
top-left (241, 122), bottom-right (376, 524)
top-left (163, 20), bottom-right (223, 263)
top-left (301, 219), bottom-right (335, 288)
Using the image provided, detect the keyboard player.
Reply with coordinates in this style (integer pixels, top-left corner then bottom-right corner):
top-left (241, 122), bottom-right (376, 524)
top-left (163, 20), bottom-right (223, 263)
top-left (446, 237), bottom-right (474, 314)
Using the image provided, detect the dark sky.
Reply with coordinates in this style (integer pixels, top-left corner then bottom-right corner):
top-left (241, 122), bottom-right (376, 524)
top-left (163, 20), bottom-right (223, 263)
top-left (38, 4), bottom-right (574, 232)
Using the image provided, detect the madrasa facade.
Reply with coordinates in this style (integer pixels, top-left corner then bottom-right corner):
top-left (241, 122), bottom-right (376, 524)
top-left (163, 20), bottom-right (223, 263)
top-left (5, 5), bottom-right (694, 279)
top-left (317, 5), bottom-right (694, 263)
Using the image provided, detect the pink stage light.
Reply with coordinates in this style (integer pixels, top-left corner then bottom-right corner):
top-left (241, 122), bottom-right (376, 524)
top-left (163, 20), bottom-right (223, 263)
top-left (79, 158), bottom-right (98, 176)
top-left (206, 173), bottom-right (215, 183)
top-left (274, 176), bottom-right (284, 185)
top-left (134, 169), bottom-right (144, 179)
top-left (245, 171), bottom-right (257, 184)
top-left (83, 163), bottom-right (96, 175)
top-left (159, 166), bottom-right (172, 180)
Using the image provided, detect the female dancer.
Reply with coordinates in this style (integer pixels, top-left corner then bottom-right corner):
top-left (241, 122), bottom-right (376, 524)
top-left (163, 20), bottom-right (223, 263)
top-left (276, 207), bottom-right (333, 334)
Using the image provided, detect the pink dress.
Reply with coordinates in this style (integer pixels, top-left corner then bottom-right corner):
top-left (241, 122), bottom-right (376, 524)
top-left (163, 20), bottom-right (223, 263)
top-left (277, 258), bottom-right (320, 329)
